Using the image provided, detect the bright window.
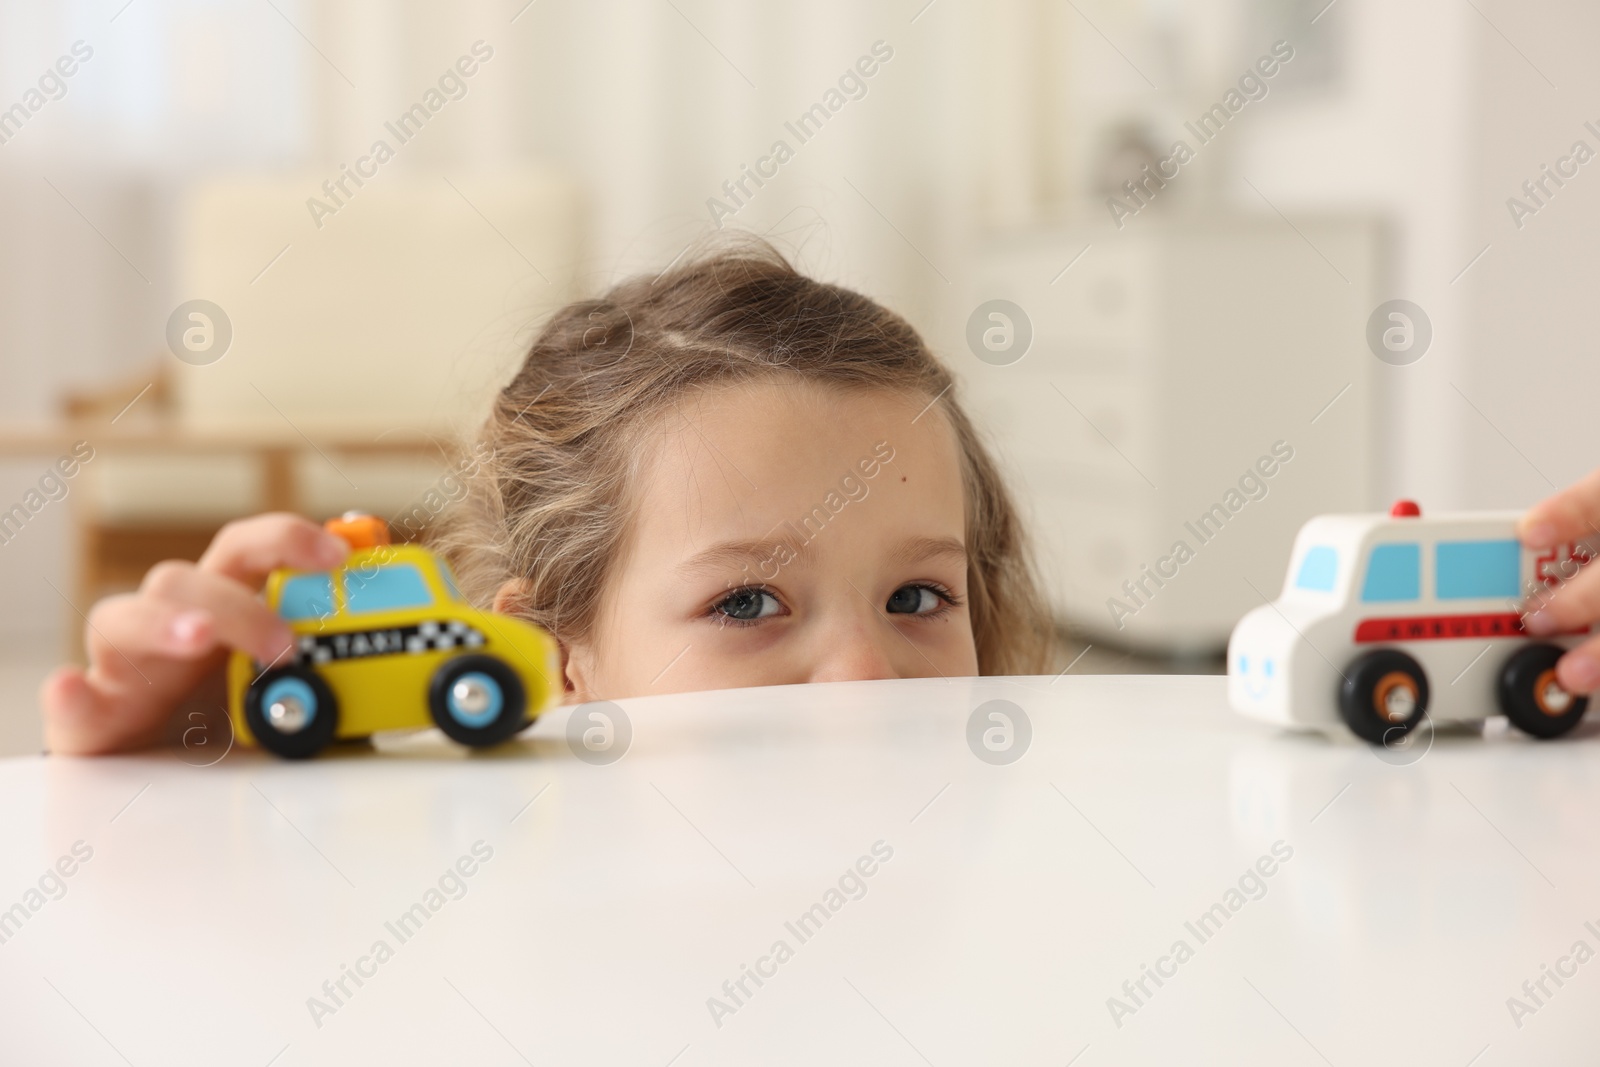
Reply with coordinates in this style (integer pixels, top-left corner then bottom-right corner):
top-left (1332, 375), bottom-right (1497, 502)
top-left (1361, 543), bottom-right (1420, 602)
top-left (1437, 540), bottom-right (1521, 599)
top-left (1294, 546), bottom-right (1339, 591)
top-left (277, 574), bottom-right (333, 621)
top-left (344, 564), bottom-right (432, 613)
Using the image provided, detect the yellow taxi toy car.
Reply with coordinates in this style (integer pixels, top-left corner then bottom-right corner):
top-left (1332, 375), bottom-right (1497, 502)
top-left (227, 513), bottom-right (560, 759)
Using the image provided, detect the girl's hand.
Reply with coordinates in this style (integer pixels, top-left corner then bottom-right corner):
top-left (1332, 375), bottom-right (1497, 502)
top-left (39, 514), bottom-right (348, 755)
top-left (1518, 470), bottom-right (1600, 694)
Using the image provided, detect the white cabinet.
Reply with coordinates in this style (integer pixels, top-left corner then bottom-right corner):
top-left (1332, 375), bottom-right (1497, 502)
top-left (961, 216), bottom-right (1383, 655)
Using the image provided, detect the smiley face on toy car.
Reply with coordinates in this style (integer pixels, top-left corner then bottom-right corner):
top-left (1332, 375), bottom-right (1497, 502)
top-left (1234, 652), bottom-right (1278, 704)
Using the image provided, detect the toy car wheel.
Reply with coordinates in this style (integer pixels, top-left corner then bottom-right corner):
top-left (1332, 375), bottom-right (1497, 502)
top-left (1339, 649), bottom-right (1429, 744)
top-left (428, 655), bottom-right (528, 748)
top-left (245, 667), bottom-right (340, 759)
top-left (1498, 643), bottom-right (1588, 739)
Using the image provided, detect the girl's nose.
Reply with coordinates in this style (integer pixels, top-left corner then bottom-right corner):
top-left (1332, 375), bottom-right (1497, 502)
top-left (806, 611), bottom-right (900, 683)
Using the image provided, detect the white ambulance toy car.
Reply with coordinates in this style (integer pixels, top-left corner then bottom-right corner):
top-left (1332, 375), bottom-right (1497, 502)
top-left (1228, 501), bottom-right (1596, 743)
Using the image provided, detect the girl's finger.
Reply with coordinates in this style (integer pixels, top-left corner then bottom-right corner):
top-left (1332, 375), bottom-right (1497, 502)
top-left (197, 512), bottom-right (348, 588)
top-left (40, 665), bottom-right (106, 753)
top-left (39, 665), bottom-right (163, 755)
top-left (1557, 636), bottom-right (1600, 695)
top-left (1522, 561), bottom-right (1600, 637)
top-left (82, 593), bottom-right (220, 684)
top-left (140, 561), bottom-right (296, 664)
top-left (1518, 468), bottom-right (1600, 549)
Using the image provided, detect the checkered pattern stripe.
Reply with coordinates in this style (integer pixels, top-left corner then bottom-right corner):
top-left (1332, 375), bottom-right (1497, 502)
top-left (295, 619), bottom-right (486, 666)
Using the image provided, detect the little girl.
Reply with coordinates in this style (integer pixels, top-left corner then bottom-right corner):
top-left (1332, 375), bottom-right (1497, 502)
top-left (41, 239), bottom-right (1058, 754)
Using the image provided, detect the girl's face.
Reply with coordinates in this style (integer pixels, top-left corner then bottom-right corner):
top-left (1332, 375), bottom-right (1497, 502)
top-left (548, 380), bottom-right (979, 700)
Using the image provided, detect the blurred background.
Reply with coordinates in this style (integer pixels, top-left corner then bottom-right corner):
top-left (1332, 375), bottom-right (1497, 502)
top-left (2, 0), bottom-right (1596, 755)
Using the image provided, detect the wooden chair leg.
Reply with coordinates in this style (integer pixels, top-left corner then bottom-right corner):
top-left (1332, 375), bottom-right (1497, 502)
top-left (262, 448), bottom-right (298, 513)
top-left (70, 519), bottom-right (99, 664)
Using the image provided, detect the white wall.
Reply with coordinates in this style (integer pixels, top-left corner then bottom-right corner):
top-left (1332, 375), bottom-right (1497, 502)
top-left (1233, 0), bottom-right (1600, 510)
top-left (1232, 0), bottom-right (1476, 507)
top-left (1458, 0), bottom-right (1600, 504)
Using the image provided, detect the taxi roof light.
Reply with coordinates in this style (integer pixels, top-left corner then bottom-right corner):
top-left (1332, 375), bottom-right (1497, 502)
top-left (325, 512), bottom-right (391, 548)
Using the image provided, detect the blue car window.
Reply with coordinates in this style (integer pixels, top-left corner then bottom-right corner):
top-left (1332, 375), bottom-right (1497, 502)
top-left (1437, 539), bottom-right (1521, 599)
top-left (1361, 543), bottom-right (1420, 602)
top-left (344, 563), bottom-right (433, 613)
top-left (1294, 546), bottom-right (1338, 591)
top-left (277, 574), bottom-right (333, 621)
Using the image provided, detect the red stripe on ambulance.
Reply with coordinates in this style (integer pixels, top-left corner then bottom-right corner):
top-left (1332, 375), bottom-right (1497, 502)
top-left (1355, 612), bottom-right (1527, 643)
top-left (1354, 613), bottom-right (1591, 643)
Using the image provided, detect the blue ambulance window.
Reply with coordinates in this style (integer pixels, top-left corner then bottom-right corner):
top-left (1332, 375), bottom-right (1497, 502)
top-left (1437, 540), bottom-right (1521, 599)
top-left (1361, 543), bottom-right (1421, 602)
top-left (1294, 546), bottom-right (1339, 592)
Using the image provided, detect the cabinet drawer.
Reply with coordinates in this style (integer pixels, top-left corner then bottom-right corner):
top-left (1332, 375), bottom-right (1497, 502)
top-left (966, 373), bottom-right (1156, 487)
top-left (1025, 490), bottom-right (1149, 611)
top-left (971, 236), bottom-right (1153, 356)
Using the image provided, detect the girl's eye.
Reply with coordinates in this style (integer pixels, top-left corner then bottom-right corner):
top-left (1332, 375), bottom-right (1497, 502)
top-left (714, 587), bottom-right (783, 622)
top-left (885, 584), bottom-right (945, 615)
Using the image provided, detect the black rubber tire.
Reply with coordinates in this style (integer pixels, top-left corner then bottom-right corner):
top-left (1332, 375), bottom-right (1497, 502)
top-left (428, 655), bottom-right (528, 748)
top-left (1339, 649), bottom-right (1430, 744)
top-left (1498, 643), bottom-right (1588, 739)
top-left (244, 666), bottom-right (339, 760)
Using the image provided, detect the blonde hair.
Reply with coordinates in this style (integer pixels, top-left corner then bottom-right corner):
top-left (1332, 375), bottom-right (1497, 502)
top-left (434, 239), bottom-right (1056, 675)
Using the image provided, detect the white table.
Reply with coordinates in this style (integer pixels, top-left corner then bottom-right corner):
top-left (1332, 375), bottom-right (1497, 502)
top-left (0, 675), bottom-right (1594, 1065)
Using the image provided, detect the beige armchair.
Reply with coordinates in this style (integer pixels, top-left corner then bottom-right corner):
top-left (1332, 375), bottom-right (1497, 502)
top-left (26, 169), bottom-right (583, 650)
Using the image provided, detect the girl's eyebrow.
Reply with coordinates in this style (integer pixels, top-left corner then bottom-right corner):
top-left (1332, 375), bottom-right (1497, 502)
top-left (889, 535), bottom-right (968, 569)
top-left (677, 534), bottom-right (813, 577)
top-left (678, 533), bottom-right (967, 579)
